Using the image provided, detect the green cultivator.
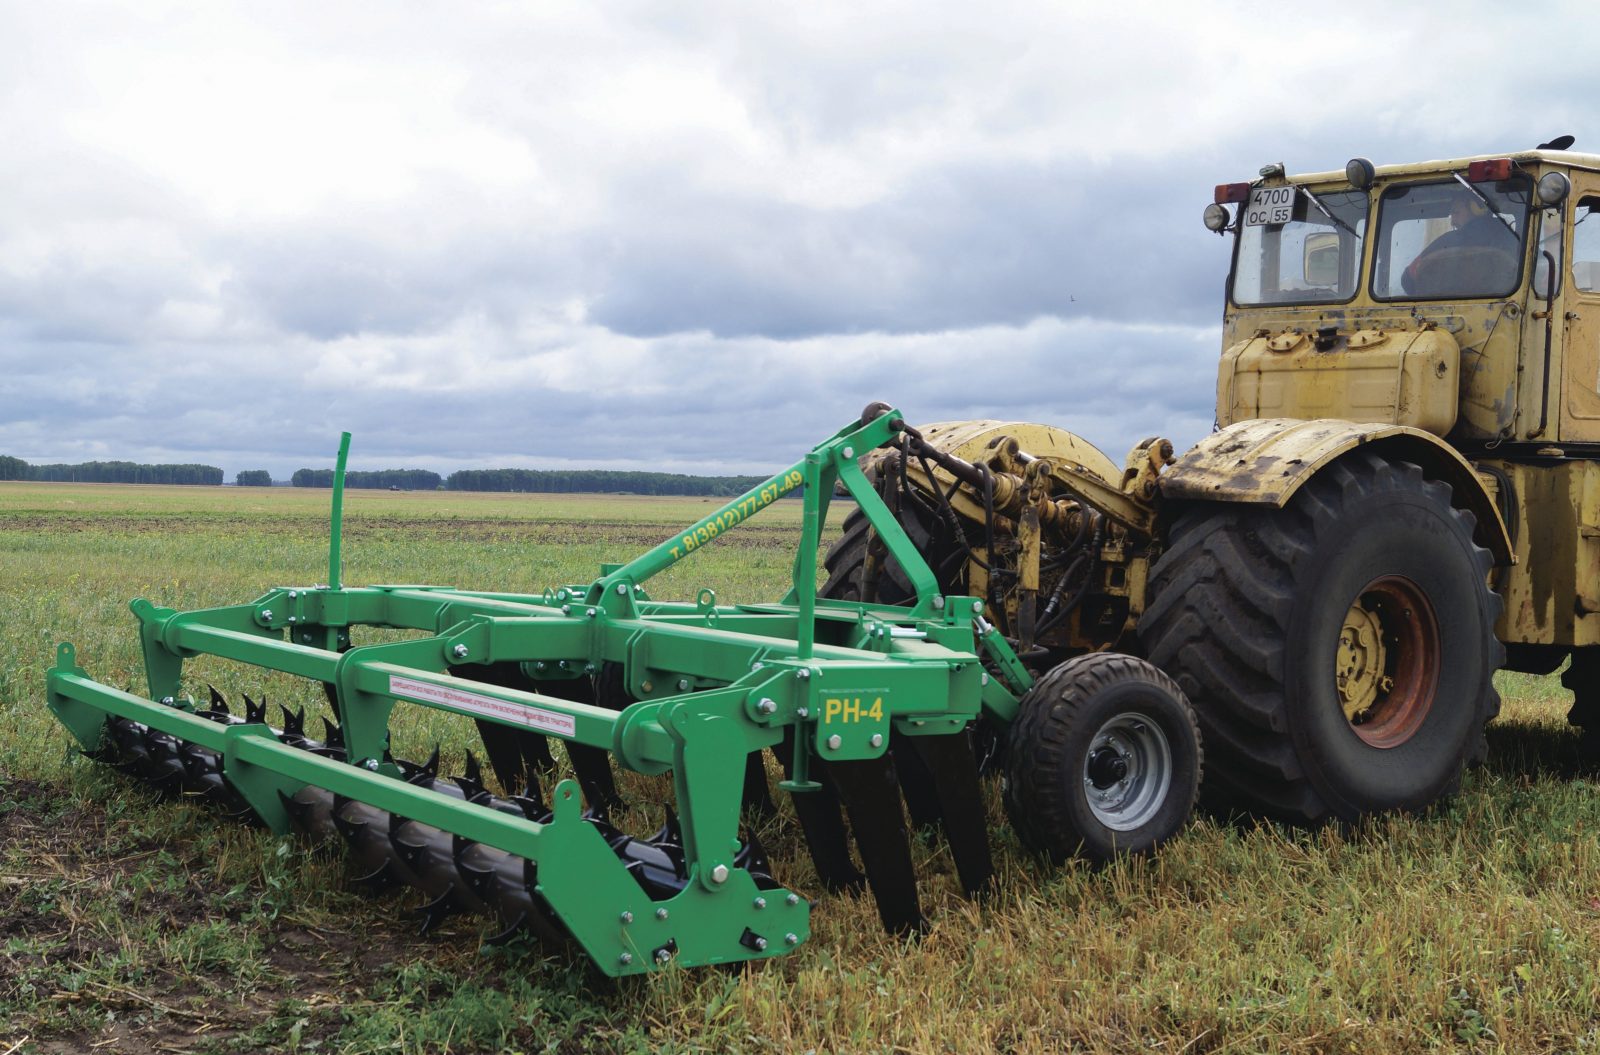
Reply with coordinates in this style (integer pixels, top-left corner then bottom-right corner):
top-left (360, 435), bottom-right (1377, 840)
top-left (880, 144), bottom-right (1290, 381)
top-left (46, 404), bottom-right (1203, 975)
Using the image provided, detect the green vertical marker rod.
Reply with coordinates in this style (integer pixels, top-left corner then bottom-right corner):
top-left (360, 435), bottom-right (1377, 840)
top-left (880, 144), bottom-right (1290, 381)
top-left (329, 432), bottom-right (352, 591)
top-left (795, 452), bottom-right (822, 660)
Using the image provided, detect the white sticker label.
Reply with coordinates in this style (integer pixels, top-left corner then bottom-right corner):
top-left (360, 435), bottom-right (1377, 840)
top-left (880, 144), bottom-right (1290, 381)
top-left (389, 675), bottom-right (577, 738)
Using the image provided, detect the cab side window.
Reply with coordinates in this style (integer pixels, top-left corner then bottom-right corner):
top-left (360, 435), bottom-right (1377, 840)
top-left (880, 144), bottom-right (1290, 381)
top-left (1573, 197), bottom-right (1600, 293)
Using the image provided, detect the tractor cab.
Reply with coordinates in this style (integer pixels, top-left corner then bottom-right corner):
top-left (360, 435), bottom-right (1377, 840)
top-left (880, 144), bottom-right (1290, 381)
top-left (1204, 147), bottom-right (1600, 449)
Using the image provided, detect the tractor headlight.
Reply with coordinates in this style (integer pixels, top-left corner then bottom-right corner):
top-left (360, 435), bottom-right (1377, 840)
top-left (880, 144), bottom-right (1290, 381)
top-left (1537, 171), bottom-right (1571, 206)
top-left (1345, 157), bottom-right (1375, 190)
top-left (1203, 203), bottom-right (1231, 232)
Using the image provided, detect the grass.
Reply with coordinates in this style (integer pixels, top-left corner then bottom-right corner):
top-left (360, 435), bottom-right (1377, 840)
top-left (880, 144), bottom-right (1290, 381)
top-left (2, 480), bottom-right (1599, 1054)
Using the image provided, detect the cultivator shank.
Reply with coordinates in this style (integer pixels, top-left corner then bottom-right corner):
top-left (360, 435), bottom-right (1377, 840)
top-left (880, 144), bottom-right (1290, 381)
top-left (47, 406), bottom-right (1037, 974)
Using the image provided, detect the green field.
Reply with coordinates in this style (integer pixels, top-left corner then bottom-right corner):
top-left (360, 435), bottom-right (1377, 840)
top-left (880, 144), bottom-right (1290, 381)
top-left (2, 481), bottom-right (1599, 1054)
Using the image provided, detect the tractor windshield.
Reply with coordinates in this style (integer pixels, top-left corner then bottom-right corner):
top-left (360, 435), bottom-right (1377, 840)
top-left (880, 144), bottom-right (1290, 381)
top-left (1372, 176), bottom-right (1531, 300)
top-left (1232, 188), bottom-right (1368, 306)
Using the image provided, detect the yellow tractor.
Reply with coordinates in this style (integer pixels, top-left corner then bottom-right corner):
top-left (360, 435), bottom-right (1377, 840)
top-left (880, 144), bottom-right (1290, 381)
top-left (840, 138), bottom-right (1600, 829)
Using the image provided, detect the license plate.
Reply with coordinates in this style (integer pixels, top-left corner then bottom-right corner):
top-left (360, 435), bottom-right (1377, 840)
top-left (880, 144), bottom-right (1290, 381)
top-left (1244, 185), bottom-right (1297, 226)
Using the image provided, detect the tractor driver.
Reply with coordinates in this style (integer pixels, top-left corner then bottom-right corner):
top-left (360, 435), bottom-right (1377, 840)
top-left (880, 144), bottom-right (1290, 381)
top-left (1401, 191), bottom-right (1519, 295)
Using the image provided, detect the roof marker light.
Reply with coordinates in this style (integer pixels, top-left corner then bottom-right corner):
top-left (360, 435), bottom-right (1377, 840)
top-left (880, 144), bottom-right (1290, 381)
top-left (1466, 158), bottom-right (1513, 182)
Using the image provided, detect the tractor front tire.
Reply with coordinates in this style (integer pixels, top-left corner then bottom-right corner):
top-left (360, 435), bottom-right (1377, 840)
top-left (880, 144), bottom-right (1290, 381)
top-left (1140, 452), bottom-right (1502, 824)
top-left (1002, 653), bottom-right (1201, 863)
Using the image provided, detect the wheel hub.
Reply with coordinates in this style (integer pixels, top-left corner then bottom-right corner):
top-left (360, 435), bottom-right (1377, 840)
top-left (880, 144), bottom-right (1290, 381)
top-left (1336, 603), bottom-right (1389, 721)
top-left (1332, 575), bottom-right (1441, 749)
top-left (1086, 746), bottom-right (1130, 788)
top-left (1081, 714), bottom-right (1173, 831)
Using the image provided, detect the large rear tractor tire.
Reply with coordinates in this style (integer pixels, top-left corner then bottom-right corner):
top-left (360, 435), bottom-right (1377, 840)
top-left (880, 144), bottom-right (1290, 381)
top-left (1139, 453), bottom-right (1503, 824)
top-left (1002, 653), bottom-right (1201, 862)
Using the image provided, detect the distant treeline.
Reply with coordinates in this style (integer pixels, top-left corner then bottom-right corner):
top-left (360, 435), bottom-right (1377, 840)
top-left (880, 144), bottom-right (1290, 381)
top-left (291, 468), bottom-right (444, 490)
top-left (0, 455), bottom-right (222, 485)
top-left (285, 466), bottom-right (770, 495)
top-left (441, 469), bottom-right (768, 496)
top-left (0, 452), bottom-right (772, 497)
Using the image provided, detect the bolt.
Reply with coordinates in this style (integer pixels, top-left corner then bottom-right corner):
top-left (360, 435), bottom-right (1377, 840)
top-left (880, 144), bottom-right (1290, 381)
top-left (677, 678), bottom-right (691, 691)
top-left (785, 932), bottom-right (799, 945)
top-left (160, 696), bottom-right (175, 705)
top-left (303, 633), bottom-right (313, 642)
top-left (842, 446), bottom-right (855, 459)
top-left (561, 604), bottom-right (571, 615)
top-left (796, 707), bottom-right (809, 719)
top-left (980, 672), bottom-right (990, 686)
top-left (620, 910), bottom-right (633, 924)
top-left (786, 893), bottom-right (800, 906)
top-left (827, 734), bottom-right (842, 751)
top-left (535, 661), bottom-right (547, 670)
top-left (754, 936), bottom-right (768, 951)
top-left (641, 680), bottom-right (654, 692)
top-left (619, 952), bottom-right (633, 966)
top-left (870, 733), bottom-right (884, 748)
top-left (260, 609), bottom-right (273, 622)
top-left (796, 667), bottom-right (811, 680)
top-left (288, 590), bottom-right (297, 599)
top-left (617, 583), bottom-right (629, 595)
top-left (584, 662), bottom-right (596, 673)
top-left (452, 644), bottom-right (469, 659)
top-left (656, 907), bottom-right (669, 920)
top-left (288, 615), bottom-right (297, 624)
top-left (711, 864), bottom-right (729, 884)
top-left (655, 948), bottom-right (672, 963)
top-left (586, 607), bottom-right (597, 618)
top-left (932, 596), bottom-right (945, 610)
top-left (972, 600), bottom-right (983, 613)
top-left (753, 896), bottom-right (767, 910)
top-left (365, 759), bottom-right (380, 771)
top-left (752, 661), bottom-right (763, 671)
top-left (757, 698), bottom-right (777, 715)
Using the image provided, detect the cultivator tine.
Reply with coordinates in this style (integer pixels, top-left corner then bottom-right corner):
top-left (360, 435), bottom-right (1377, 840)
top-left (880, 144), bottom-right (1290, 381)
top-left (777, 728), bottom-right (866, 894)
top-left (530, 675), bottom-right (621, 814)
top-left (743, 752), bottom-right (778, 820)
top-left (901, 732), bottom-right (994, 899)
top-left (890, 733), bottom-right (946, 832)
top-left (829, 754), bottom-right (926, 934)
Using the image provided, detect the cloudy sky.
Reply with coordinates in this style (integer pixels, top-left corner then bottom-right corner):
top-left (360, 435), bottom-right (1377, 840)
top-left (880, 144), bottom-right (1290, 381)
top-left (0, 1), bottom-right (1592, 480)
